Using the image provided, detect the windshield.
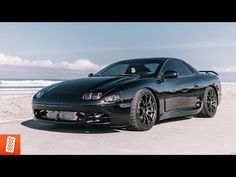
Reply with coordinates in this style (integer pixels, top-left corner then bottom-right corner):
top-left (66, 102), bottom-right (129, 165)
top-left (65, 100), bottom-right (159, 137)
top-left (94, 59), bottom-right (164, 77)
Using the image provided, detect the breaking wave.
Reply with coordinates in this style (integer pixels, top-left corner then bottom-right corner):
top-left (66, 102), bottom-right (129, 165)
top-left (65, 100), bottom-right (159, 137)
top-left (0, 79), bottom-right (62, 89)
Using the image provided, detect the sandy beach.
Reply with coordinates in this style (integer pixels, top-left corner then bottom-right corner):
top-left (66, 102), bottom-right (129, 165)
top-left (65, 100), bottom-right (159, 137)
top-left (0, 94), bottom-right (34, 122)
top-left (0, 83), bottom-right (236, 154)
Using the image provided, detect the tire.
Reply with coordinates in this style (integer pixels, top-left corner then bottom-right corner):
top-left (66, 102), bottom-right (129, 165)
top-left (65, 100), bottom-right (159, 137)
top-left (128, 88), bottom-right (158, 131)
top-left (197, 86), bottom-right (218, 118)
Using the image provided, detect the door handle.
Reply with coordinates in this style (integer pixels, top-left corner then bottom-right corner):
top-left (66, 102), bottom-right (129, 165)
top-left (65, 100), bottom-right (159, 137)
top-left (194, 83), bottom-right (199, 88)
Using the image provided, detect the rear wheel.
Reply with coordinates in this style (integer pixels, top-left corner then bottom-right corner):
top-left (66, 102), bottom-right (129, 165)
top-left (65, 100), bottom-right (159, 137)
top-left (197, 86), bottom-right (218, 118)
top-left (128, 89), bottom-right (157, 131)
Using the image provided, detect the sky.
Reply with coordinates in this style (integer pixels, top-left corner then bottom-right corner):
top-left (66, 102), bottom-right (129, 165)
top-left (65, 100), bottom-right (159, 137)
top-left (0, 22), bottom-right (236, 81)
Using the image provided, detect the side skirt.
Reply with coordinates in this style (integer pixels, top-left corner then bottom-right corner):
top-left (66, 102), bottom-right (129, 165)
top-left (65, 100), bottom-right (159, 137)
top-left (159, 106), bottom-right (202, 120)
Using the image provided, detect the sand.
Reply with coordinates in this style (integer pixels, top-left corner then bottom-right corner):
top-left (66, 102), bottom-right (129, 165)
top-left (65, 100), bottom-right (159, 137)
top-left (220, 83), bottom-right (236, 98)
top-left (0, 94), bottom-right (34, 122)
top-left (0, 83), bottom-right (236, 154)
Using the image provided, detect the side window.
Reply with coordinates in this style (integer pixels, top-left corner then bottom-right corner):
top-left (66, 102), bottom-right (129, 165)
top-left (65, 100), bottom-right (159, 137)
top-left (175, 61), bottom-right (193, 76)
top-left (144, 63), bottom-right (160, 74)
top-left (160, 60), bottom-right (175, 75)
top-left (161, 60), bottom-right (193, 77)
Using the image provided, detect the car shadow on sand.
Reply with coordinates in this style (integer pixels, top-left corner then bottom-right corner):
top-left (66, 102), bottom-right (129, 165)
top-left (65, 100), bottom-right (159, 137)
top-left (21, 119), bottom-right (121, 134)
top-left (21, 116), bottom-right (194, 134)
top-left (156, 116), bottom-right (192, 124)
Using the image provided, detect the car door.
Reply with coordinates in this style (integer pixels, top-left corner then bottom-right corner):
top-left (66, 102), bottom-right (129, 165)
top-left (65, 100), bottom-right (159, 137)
top-left (157, 59), bottom-right (199, 114)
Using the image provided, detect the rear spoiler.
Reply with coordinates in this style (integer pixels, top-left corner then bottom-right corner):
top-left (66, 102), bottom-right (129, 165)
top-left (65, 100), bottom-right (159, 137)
top-left (198, 70), bottom-right (219, 76)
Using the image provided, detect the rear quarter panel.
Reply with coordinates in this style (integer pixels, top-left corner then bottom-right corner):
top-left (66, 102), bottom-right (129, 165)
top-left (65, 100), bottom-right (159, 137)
top-left (197, 74), bottom-right (221, 105)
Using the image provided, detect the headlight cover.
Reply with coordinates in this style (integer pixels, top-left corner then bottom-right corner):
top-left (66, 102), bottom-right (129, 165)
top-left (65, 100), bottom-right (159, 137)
top-left (82, 92), bottom-right (102, 100)
top-left (35, 90), bottom-right (45, 99)
top-left (103, 95), bottom-right (121, 102)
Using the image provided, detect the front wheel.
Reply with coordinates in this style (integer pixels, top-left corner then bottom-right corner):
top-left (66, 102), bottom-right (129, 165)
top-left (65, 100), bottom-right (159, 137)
top-left (197, 86), bottom-right (218, 118)
top-left (128, 89), bottom-right (157, 131)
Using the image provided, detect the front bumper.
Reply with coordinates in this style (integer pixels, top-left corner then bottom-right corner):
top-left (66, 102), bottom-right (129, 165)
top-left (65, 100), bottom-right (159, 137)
top-left (32, 102), bottom-right (131, 126)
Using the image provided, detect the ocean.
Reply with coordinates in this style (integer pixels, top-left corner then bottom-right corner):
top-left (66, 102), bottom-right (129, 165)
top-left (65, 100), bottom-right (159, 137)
top-left (0, 79), bottom-right (63, 95)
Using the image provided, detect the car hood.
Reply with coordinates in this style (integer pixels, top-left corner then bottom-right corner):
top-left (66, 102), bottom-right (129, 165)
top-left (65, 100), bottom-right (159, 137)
top-left (38, 76), bottom-right (138, 103)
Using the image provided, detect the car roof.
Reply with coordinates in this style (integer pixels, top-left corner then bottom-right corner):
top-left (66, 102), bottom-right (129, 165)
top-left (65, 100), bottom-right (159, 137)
top-left (118, 57), bottom-right (183, 62)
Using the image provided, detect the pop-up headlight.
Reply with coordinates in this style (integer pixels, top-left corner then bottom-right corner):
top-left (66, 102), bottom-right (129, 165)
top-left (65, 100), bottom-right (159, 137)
top-left (82, 92), bottom-right (102, 100)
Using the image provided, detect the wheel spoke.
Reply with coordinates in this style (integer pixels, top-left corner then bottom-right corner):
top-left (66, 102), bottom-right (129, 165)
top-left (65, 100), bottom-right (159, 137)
top-left (147, 111), bottom-right (154, 115)
top-left (209, 106), bottom-right (212, 113)
top-left (147, 96), bottom-right (152, 105)
top-left (143, 114), bottom-right (148, 124)
top-left (206, 88), bottom-right (217, 115)
top-left (142, 117), bottom-right (145, 125)
top-left (140, 110), bottom-right (144, 117)
top-left (146, 113), bottom-right (152, 121)
top-left (139, 99), bottom-right (144, 107)
top-left (143, 114), bottom-right (148, 125)
top-left (144, 94), bottom-right (148, 105)
top-left (210, 90), bottom-right (214, 97)
top-left (138, 92), bottom-right (157, 127)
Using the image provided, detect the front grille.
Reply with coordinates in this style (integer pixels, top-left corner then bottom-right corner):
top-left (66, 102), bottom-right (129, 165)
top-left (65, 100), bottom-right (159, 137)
top-left (87, 113), bottom-right (110, 124)
top-left (34, 109), bottom-right (111, 124)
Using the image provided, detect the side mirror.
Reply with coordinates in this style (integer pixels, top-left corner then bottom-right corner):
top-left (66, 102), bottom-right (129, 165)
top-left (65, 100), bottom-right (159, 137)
top-left (163, 70), bottom-right (178, 79)
top-left (88, 73), bottom-right (94, 77)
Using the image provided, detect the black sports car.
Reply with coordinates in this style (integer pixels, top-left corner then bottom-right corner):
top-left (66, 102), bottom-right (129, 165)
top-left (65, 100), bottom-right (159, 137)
top-left (32, 58), bottom-right (221, 131)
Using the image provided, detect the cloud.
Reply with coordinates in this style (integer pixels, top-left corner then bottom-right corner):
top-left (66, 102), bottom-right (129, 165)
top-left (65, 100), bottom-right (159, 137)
top-left (210, 65), bottom-right (236, 73)
top-left (0, 53), bottom-right (102, 73)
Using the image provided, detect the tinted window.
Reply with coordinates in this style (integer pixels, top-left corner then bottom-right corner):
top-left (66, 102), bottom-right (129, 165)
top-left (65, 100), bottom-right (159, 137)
top-left (126, 62), bottom-right (161, 76)
top-left (144, 63), bottom-right (160, 73)
top-left (95, 60), bottom-right (164, 77)
top-left (99, 64), bottom-right (129, 75)
top-left (161, 60), bottom-right (193, 77)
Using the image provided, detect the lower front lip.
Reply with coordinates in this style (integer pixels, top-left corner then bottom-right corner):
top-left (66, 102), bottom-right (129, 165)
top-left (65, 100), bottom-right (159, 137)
top-left (32, 101), bottom-right (131, 126)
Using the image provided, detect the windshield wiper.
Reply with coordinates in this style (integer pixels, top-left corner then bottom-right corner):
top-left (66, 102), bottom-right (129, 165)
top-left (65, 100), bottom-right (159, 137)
top-left (93, 74), bottom-right (140, 77)
top-left (112, 74), bottom-right (141, 77)
top-left (93, 74), bottom-right (107, 77)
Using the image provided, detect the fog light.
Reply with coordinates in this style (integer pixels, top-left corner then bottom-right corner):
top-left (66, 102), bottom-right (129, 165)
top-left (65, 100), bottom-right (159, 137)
top-left (104, 95), bottom-right (120, 102)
